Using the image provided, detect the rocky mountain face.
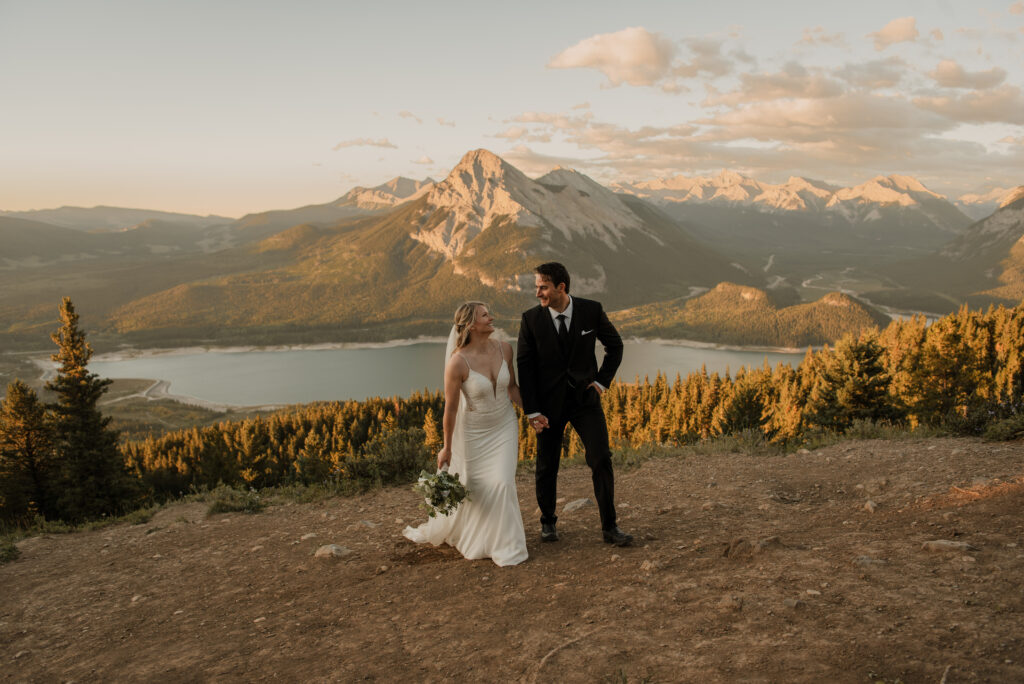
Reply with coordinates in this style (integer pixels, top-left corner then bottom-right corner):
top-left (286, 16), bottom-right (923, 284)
top-left (229, 176), bottom-right (434, 242)
top-left (614, 171), bottom-right (972, 242)
top-left (955, 187), bottom-right (1021, 221)
top-left (874, 187), bottom-right (1024, 309)
top-left (610, 171), bottom-right (978, 298)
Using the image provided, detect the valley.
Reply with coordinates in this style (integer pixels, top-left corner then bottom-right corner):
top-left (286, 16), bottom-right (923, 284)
top-left (2, 150), bottom-right (1021, 357)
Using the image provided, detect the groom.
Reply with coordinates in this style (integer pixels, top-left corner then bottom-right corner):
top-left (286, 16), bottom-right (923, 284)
top-left (517, 262), bottom-right (632, 547)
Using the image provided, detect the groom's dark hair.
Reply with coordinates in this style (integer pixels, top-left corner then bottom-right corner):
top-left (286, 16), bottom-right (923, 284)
top-left (535, 262), bottom-right (570, 294)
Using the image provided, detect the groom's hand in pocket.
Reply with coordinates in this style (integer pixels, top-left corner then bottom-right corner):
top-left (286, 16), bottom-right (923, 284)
top-left (588, 382), bottom-right (605, 395)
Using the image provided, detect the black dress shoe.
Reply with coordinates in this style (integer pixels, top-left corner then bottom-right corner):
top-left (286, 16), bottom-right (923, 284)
top-left (602, 526), bottom-right (633, 546)
top-left (541, 523), bottom-right (559, 542)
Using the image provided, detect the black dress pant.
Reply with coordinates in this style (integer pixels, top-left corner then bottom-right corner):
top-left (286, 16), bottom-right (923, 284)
top-left (535, 385), bottom-right (616, 530)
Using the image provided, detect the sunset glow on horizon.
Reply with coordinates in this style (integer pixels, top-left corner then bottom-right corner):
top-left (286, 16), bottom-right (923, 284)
top-left (1, 0), bottom-right (1021, 217)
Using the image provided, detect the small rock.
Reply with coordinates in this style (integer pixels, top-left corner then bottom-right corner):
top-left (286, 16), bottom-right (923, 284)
top-left (375, 565), bottom-right (389, 575)
top-left (250, 545), bottom-right (263, 552)
top-left (719, 595), bottom-right (743, 612)
top-left (757, 503), bottom-right (771, 511)
top-left (723, 538), bottom-right (753, 558)
top-left (639, 559), bottom-right (660, 573)
top-left (314, 544), bottom-right (353, 559)
top-left (783, 598), bottom-right (805, 609)
top-left (360, 520), bottom-right (380, 528)
top-left (173, 610), bottom-right (184, 615)
top-left (13, 650), bottom-right (29, 659)
top-left (701, 501), bottom-right (718, 511)
top-left (556, 497), bottom-right (566, 504)
top-left (854, 555), bottom-right (887, 567)
top-left (254, 617), bottom-right (266, 623)
top-left (300, 533), bottom-right (317, 540)
top-left (152, 554), bottom-right (162, 559)
top-left (959, 556), bottom-right (977, 563)
top-left (797, 448), bottom-right (810, 455)
top-left (922, 540), bottom-right (978, 553)
top-left (863, 500), bottom-right (877, 513)
top-left (394, 518), bottom-right (404, 525)
top-left (942, 512), bottom-right (955, 520)
top-left (563, 498), bottom-right (593, 513)
top-left (131, 595), bottom-right (143, 603)
top-left (609, 554), bottom-right (621, 562)
top-left (805, 589), bottom-right (821, 596)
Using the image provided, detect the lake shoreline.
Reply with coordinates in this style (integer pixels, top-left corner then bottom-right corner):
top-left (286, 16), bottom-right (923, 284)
top-left (26, 334), bottom-right (807, 411)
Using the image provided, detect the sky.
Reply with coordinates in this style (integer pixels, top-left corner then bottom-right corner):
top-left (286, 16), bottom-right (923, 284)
top-left (1, 0), bottom-right (1022, 217)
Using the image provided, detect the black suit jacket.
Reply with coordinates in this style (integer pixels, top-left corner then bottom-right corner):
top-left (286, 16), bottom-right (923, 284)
top-left (517, 297), bottom-right (623, 420)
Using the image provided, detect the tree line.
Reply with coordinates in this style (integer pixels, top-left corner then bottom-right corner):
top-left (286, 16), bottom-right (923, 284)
top-left (2, 299), bottom-right (1023, 526)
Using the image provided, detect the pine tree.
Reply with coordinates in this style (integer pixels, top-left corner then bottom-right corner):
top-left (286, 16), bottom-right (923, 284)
top-left (0, 381), bottom-right (55, 524)
top-left (46, 298), bottom-right (134, 521)
top-left (806, 331), bottom-right (904, 432)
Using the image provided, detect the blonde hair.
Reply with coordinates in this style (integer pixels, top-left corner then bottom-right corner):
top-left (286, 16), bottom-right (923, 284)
top-left (452, 301), bottom-right (487, 352)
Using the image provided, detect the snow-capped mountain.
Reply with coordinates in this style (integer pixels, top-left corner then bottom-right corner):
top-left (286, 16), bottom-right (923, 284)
top-left (941, 186), bottom-right (1024, 262)
top-left (614, 171), bottom-right (970, 234)
top-left (614, 171), bottom-right (835, 212)
top-left (339, 176), bottom-right (434, 210)
top-left (399, 149), bottom-right (746, 299)
top-left (411, 150), bottom-right (647, 258)
top-left (956, 186), bottom-right (1022, 221)
top-left (231, 176), bottom-right (434, 241)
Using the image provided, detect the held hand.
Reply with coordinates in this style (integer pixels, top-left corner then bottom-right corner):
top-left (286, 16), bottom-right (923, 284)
top-left (529, 414), bottom-right (549, 433)
top-left (588, 382), bottom-right (605, 395)
top-left (437, 446), bottom-right (452, 470)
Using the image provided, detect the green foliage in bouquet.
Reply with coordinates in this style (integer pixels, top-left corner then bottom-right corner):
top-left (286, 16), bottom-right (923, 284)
top-left (413, 469), bottom-right (469, 518)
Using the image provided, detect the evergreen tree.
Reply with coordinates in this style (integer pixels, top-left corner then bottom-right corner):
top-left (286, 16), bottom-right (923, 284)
top-left (0, 381), bottom-right (55, 524)
top-left (46, 298), bottom-right (134, 521)
top-left (806, 331), bottom-right (903, 432)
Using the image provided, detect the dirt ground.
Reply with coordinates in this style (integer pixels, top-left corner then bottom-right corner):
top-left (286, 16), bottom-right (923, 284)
top-left (3, 436), bottom-right (1024, 683)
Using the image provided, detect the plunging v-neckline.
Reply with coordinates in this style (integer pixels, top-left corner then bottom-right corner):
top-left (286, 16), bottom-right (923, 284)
top-left (461, 343), bottom-right (503, 399)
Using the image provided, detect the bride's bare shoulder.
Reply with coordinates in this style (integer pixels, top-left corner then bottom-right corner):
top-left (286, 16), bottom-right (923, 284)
top-left (446, 352), bottom-right (470, 378)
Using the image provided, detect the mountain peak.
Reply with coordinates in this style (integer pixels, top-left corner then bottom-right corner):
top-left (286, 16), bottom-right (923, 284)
top-left (999, 186), bottom-right (1024, 209)
top-left (450, 149), bottom-right (512, 177)
top-left (415, 151), bottom-right (645, 260)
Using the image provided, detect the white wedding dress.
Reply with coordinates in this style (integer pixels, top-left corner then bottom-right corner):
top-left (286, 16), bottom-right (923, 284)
top-left (403, 350), bottom-right (528, 567)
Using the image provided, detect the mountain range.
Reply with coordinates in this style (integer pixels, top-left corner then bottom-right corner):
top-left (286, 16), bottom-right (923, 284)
top-left (0, 150), bottom-right (1020, 350)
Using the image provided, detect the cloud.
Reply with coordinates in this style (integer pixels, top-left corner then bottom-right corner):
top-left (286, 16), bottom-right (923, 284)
top-left (672, 38), bottom-right (734, 79)
top-left (929, 60), bottom-right (1007, 89)
top-left (1011, 2), bottom-right (1023, 15)
top-left (868, 17), bottom-right (919, 51)
top-left (412, 155), bottom-right (433, 165)
top-left (493, 126), bottom-right (552, 143)
top-left (835, 57), bottom-right (907, 89)
top-left (998, 135), bottom-right (1024, 144)
top-left (930, 28), bottom-right (944, 41)
top-left (797, 26), bottom-right (846, 46)
top-left (705, 62), bottom-right (844, 106)
top-left (571, 102), bottom-right (591, 110)
top-left (398, 110), bottom-right (423, 124)
top-left (332, 138), bottom-right (397, 150)
top-left (548, 26), bottom-right (676, 86)
top-left (437, 118), bottom-right (456, 127)
top-left (501, 145), bottom-right (592, 176)
top-left (915, 85), bottom-right (1024, 124)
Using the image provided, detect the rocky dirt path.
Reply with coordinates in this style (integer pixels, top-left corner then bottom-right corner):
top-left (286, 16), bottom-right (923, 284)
top-left (3, 437), bottom-right (1023, 682)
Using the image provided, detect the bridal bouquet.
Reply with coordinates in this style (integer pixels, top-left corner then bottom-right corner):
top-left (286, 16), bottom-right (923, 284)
top-left (413, 468), bottom-right (469, 518)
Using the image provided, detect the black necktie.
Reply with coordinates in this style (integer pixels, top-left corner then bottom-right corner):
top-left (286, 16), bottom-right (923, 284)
top-left (556, 314), bottom-right (569, 351)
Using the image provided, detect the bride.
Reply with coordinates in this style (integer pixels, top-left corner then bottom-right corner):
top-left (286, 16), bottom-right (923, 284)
top-left (403, 301), bottom-right (529, 566)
